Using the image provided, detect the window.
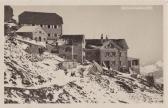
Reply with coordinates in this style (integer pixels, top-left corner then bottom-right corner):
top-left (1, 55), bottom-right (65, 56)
top-left (65, 47), bottom-right (72, 52)
top-left (48, 25), bottom-right (50, 28)
top-left (105, 52), bottom-right (110, 57)
top-left (74, 55), bottom-right (77, 59)
top-left (65, 39), bottom-right (73, 45)
top-left (119, 61), bottom-right (121, 65)
top-left (133, 60), bottom-right (139, 66)
top-left (34, 37), bottom-right (37, 41)
top-left (32, 24), bottom-right (35, 26)
top-left (54, 34), bottom-right (57, 37)
top-left (39, 31), bottom-right (42, 33)
top-left (44, 38), bottom-right (46, 41)
top-left (48, 34), bottom-right (50, 37)
top-left (105, 52), bottom-right (116, 57)
top-left (128, 61), bottom-right (131, 67)
top-left (39, 37), bottom-right (41, 41)
top-left (119, 52), bottom-right (122, 56)
top-left (112, 52), bottom-right (116, 56)
top-left (40, 25), bottom-right (43, 27)
top-left (112, 61), bottom-right (116, 65)
top-left (54, 25), bottom-right (57, 28)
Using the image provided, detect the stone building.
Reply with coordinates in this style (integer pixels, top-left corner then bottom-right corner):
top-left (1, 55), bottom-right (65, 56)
top-left (16, 26), bottom-right (47, 54)
top-left (84, 35), bottom-right (139, 73)
top-left (58, 34), bottom-right (85, 63)
top-left (128, 57), bottom-right (140, 74)
top-left (18, 11), bottom-right (63, 40)
top-left (16, 26), bottom-right (48, 42)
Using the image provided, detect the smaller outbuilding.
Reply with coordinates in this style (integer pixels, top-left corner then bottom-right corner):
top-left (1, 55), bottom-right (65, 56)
top-left (16, 26), bottom-right (47, 54)
top-left (16, 25), bottom-right (48, 42)
top-left (128, 57), bottom-right (140, 74)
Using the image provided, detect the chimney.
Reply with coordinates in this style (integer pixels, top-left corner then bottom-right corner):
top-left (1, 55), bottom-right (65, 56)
top-left (106, 35), bottom-right (108, 41)
top-left (101, 33), bottom-right (104, 44)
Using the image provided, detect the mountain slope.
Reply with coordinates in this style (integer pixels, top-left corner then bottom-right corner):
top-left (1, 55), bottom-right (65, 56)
top-left (4, 38), bottom-right (163, 104)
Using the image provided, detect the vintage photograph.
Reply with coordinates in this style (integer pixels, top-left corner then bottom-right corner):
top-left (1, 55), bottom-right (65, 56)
top-left (4, 5), bottom-right (163, 104)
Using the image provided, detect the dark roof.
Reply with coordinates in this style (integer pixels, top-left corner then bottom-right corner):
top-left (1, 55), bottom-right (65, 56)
top-left (19, 11), bottom-right (63, 25)
top-left (4, 5), bottom-right (13, 22)
top-left (128, 57), bottom-right (139, 61)
top-left (85, 39), bottom-right (128, 50)
top-left (61, 35), bottom-right (84, 41)
top-left (112, 39), bottom-right (129, 50)
top-left (85, 39), bottom-right (103, 46)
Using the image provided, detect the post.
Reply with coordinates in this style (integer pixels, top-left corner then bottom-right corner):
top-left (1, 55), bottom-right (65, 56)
top-left (72, 44), bottom-right (74, 60)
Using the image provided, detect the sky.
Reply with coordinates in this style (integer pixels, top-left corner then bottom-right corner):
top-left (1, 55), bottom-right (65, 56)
top-left (11, 5), bottom-right (163, 66)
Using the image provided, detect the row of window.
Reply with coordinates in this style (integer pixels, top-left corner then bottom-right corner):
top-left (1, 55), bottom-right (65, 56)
top-left (48, 33), bottom-right (60, 37)
top-left (104, 52), bottom-right (127, 57)
top-left (34, 37), bottom-right (46, 42)
top-left (105, 52), bottom-right (116, 57)
top-left (31, 24), bottom-right (60, 29)
top-left (104, 60), bottom-right (125, 66)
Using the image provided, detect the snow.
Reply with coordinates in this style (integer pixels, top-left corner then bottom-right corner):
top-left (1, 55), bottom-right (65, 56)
top-left (6, 22), bottom-right (17, 27)
top-left (16, 25), bottom-right (40, 33)
top-left (16, 36), bottom-right (46, 47)
top-left (4, 38), bottom-right (163, 104)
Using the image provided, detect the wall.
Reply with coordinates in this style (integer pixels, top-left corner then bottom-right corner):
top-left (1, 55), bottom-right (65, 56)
top-left (119, 50), bottom-right (128, 71)
top-left (33, 27), bottom-right (47, 42)
top-left (85, 49), bottom-right (100, 63)
top-left (100, 48), bottom-right (120, 70)
top-left (59, 41), bottom-right (83, 63)
top-left (25, 44), bottom-right (45, 54)
top-left (41, 24), bottom-right (62, 40)
top-left (21, 24), bottom-right (62, 40)
top-left (60, 61), bottom-right (77, 70)
top-left (128, 59), bottom-right (140, 74)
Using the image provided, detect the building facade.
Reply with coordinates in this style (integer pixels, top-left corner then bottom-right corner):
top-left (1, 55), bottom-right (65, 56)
top-left (16, 26), bottom-right (48, 42)
top-left (58, 35), bottom-right (85, 63)
top-left (16, 26), bottom-right (47, 54)
top-left (128, 57), bottom-right (140, 74)
top-left (85, 36), bottom-right (139, 73)
top-left (18, 11), bottom-right (63, 40)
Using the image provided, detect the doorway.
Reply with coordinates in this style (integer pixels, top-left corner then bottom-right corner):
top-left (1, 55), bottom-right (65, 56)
top-left (104, 61), bottom-right (110, 69)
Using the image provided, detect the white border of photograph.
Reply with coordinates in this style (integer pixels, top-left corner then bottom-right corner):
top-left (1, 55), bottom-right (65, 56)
top-left (0, 0), bottom-right (167, 108)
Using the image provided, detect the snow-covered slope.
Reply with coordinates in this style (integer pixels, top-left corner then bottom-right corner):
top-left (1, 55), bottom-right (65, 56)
top-left (4, 38), bottom-right (163, 104)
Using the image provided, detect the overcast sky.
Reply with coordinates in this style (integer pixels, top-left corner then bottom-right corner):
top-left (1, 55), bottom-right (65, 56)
top-left (11, 5), bottom-right (163, 65)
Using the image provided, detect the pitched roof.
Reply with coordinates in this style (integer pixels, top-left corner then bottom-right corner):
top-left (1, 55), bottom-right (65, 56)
top-left (112, 39), bottom-right (129, 50)
top-left (19, 11), bottom-right (63, 25)
top-left (85, 39), bottom-right (102, 46)
top-left (128, 57), bottom-right (139, 61)
top-left (85, 39), bottom-right (129, 50)
top-left (16, 26), bottom-right (42, 32)
top-left (61, 34), bottom-right (84, 41)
